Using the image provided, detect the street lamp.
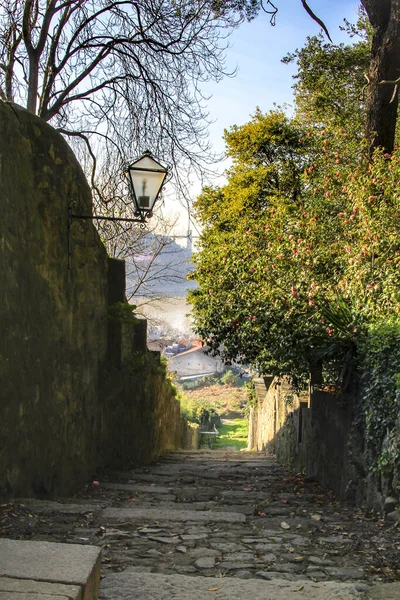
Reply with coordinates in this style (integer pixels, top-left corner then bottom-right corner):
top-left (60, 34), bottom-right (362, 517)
top-left (68, 150), bottom-right (168, 268)
top-left (127, 150), bottom-right (168, 219)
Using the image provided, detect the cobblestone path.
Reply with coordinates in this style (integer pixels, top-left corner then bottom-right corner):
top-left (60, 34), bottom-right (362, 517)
top-left (2, 450), bottom-right (400, 598)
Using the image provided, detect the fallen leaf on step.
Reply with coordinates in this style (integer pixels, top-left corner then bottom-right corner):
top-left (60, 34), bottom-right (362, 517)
top-left (207, 587), bottom-right (220, 592)
top-left (280, 522), bottom-right (290, 530)
top-left (311, 513), bottom-right (322, 521)
top-left (297, 586), bottom-right (304, 592)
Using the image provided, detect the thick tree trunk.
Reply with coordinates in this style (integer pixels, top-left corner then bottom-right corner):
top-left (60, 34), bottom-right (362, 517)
top-left (362, 0), bottom-right (400, 153)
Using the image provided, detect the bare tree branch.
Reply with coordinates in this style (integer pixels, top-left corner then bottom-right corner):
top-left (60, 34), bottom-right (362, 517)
top-left (58, 127), bottom-right (101, 196)
top-left (363, 73), bottom-right (400, 104)
top-left (1, 0), bottom-right (251, 199)
top-left (300, 0), bottom-right (332, 42)
top-left (261, 0), bottom-right (278, 26)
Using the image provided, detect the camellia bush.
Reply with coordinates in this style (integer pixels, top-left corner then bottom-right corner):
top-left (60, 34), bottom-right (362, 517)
top-left (189, 110), bottom-right (400, 389)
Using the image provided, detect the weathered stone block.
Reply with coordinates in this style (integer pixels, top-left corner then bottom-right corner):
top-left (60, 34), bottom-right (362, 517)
top-left (0, 539), bottom-right (100, 600)
top-left (0, 578), bottom-right (81, 599)
top-left (99, 571), bottom-right (370, 599)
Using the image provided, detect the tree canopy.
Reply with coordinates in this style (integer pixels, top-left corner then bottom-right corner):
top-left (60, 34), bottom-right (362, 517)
top-left (189, 8), bottom-right (400, 387)
top-left (190, 109), bottom-right (400, 387)
top-left (282, 31), bottom-right (370, 136)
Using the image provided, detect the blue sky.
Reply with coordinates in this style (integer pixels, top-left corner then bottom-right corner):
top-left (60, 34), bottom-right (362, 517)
top-left (203, 0), bottom-right (360, 154)
top-left (164, 0), bottom-right (361, 237)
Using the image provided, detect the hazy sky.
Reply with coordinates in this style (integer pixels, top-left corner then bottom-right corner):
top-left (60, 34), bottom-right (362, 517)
top-left (163, 0), bottom-right (361, 238)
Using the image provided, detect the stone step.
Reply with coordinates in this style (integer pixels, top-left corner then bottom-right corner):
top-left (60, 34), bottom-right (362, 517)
top-left (101, 483), bottom-right (172, 494)
top-left (0, 578), bottom-right (81, 599)
top-left (161, 451), bottom-right (270, 462)
top-left (98, 571), bottom-right (385, 599)
top-left (101, 506), bottom-right (246, 523)
top-left (161, 456), bottom-right (273, 462)
top-left (0, 539), bottom-right (101, 600)
top-left (15, 499), bottom-right (104, 514)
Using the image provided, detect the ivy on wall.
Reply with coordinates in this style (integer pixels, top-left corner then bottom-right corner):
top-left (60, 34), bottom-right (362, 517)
top-left (359, 320), bottom-right (400, 495)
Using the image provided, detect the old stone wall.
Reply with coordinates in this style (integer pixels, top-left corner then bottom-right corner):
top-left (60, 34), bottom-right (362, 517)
top-left (248, 377), bottom-right (306, 456)
top-left (248, 376), bottom-right (379, 508)
top-left (0, 101), bottom-right (189, 498)
top-left (180, 419), bottom-right (201, 451)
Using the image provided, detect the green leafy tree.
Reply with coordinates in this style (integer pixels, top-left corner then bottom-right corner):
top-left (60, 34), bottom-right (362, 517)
top-left (283, 31), bottom-right (370, 136)
top-left (189, 111), bottom-right (323, 387)
top-left (189, 110), bottom-right (400, 387)
top-left (232, 0), bottom-right (400, 152)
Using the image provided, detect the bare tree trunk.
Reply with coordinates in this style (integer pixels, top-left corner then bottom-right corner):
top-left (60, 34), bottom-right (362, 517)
top-left (22, 0), bottom-right (39, 114)
top-left (27, 55), bottom-right (39, 113)
top-left (362, 0), bottom-right (400, 153)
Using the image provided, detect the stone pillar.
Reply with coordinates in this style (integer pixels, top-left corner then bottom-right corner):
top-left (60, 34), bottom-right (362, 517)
top-left (106, 258), bottom-right (126, 368)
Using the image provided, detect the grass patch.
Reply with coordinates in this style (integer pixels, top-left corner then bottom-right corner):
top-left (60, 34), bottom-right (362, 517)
top-left (215, 419), bottom-right (248, 451)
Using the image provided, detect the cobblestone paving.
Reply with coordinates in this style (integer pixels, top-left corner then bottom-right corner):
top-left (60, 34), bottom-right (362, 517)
top-left (1, 450), bottom-right (400, 598)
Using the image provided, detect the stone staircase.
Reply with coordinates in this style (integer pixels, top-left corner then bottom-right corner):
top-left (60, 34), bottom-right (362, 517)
top-left (1, 451), bottom-right (400, 598)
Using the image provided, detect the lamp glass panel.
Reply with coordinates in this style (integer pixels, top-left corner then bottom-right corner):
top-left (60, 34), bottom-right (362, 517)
top-left (128, 154), bottom-right (167, 212)
top-left (130, 170), bottom-right (166, 210)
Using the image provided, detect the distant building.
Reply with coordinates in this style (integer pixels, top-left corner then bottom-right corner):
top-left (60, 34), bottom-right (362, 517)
top-left (164, 342), bottom-right (191, 356)
top-left (147, 338), bottom-right (174, 353)
top-left (168, 342), bottom-right (224, 380)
